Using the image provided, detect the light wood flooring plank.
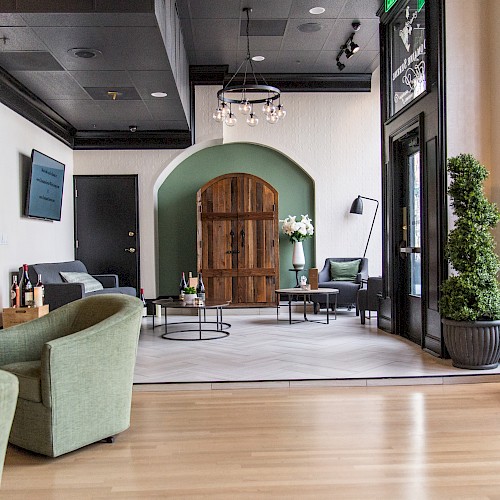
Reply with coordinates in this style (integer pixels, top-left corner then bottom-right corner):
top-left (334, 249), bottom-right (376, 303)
top-left (4, 383), bottom-right (500, 498)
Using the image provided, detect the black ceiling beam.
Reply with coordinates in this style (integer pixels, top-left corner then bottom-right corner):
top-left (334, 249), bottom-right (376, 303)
top-left (0, 66), bottom-right (75, 147)
top-left (73, 130), bottom-right (192, 150)
top-left (190, 65), bottom-right (372, 92)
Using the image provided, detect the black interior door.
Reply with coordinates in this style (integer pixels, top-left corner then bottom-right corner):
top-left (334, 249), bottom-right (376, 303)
top-left (74, 175), bottom-right (139, 293)
top-left (394, 129), bottom-right (423, 346)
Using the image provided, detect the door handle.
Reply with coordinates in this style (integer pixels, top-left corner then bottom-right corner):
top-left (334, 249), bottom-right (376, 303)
top-left (399, 247), bottom-right (420, 254)
top-left (241, 228), bottom-right (245, 248)
top-left (125, 247), bottom-right (136, 253)
top-left (226, 230), bottom-right (239, 254)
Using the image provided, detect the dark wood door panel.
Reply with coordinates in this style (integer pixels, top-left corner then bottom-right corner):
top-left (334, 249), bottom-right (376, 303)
top-left (197, 173), bottom-right (279, 307)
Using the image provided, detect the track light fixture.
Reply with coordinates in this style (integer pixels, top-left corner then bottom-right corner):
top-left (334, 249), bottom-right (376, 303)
top-left (335, 21), bottom-right (361, 71)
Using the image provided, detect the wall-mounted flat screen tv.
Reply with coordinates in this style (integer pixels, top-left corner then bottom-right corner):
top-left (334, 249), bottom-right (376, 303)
top-left (25, 149), bottom-right (65, 221)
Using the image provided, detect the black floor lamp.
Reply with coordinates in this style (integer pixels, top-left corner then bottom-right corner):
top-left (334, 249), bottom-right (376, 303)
top-left (350, 195), bottom-right (379, 258)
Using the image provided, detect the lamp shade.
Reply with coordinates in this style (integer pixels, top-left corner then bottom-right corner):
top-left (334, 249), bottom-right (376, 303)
top-left (350, 196), bottom-right (363, 214)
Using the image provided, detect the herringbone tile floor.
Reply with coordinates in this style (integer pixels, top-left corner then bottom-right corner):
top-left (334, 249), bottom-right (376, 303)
top-left (134, 308), bottom-right (500, 386)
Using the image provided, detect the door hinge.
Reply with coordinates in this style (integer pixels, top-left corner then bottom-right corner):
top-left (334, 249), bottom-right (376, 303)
top-left (272, 239), bottom-right (275, 247)
top-left (75, 189), bottom-right (77, 198)
top-left (75, 239), bottom-right (79, 249)
top-left (199, 204), bottom-right (202, 212)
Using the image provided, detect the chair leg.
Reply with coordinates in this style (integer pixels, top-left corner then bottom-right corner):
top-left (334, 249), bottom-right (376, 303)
top-left (360, 310), bottom-right (365, 325)
top-left (103, 436), bottom-right (115, 443)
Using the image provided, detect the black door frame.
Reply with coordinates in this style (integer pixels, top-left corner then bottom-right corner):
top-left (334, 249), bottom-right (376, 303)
top-left (73, 174), bottom-right (140, 294)
top-left (389, 115), bottom-right (425, 346)
top-left (378, 0), bottom-right (447, 356)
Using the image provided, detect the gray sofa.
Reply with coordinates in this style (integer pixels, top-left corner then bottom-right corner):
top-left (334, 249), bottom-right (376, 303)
top-left (312, 257), bottom-right (368, 313)
top-left (23, 260), bottom-right (136, 310)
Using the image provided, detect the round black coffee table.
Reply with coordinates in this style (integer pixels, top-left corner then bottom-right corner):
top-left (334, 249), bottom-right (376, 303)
top-left (152, 299), bottom-right (231, 341)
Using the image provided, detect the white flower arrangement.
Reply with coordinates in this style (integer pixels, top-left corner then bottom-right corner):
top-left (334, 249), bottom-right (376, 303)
top-left (280, 214), bottom-right (314, 242)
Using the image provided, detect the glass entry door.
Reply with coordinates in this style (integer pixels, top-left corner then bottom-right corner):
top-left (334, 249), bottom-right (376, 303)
top-left (395, 129), bottom-right (423, 345)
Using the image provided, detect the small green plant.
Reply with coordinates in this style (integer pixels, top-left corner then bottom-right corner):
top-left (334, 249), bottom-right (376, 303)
top-left (184, 286), bottom-right (196, 294)
top-left (440, 154), bottom-right (500, 321)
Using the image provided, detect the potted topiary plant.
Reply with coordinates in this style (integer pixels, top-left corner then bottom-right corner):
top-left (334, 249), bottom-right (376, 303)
top-left (440, 153), bottom-right (500, 369)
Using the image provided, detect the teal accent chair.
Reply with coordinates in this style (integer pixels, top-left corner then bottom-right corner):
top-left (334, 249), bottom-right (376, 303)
top-left (0, 370), bottom-right (18, 485)
top-left (0, 294), bottom-right (143, 457)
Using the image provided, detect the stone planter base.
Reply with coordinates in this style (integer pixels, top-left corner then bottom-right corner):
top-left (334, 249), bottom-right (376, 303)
top-left (442, 318), bottom-right (500, 370)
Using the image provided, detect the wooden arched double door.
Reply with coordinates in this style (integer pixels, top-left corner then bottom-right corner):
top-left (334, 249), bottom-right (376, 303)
top-left (197, 173), bottom-right (279, 307)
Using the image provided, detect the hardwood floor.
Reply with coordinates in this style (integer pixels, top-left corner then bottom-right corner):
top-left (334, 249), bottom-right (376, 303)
top-left (3, 383), bottom-right (500, 499)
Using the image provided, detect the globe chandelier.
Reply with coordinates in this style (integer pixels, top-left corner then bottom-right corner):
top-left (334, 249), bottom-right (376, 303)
top-left (212, 7), bottom-right (286, 127)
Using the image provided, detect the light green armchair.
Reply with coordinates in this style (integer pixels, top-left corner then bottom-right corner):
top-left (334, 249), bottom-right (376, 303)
top-left (0, 370), bottom-right (18, 485)
top-left (0, 294), bottom-right (143, 457)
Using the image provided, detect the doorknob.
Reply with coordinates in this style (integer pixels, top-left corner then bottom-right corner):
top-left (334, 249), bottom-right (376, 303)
top-left (125, 247), bottom-right (136, 253)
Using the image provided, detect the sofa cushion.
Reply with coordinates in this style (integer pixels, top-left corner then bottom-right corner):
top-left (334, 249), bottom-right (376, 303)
top-left (30, 260), bottom-right (88, 284)
top-left (85, 286), bottom-right (136, 297)
top-left (1, 361), bottom-right (41, 403)
top-left (330, 259), bottom-right (361, 281)
top-left (60, 272), bottom-right (104, 293)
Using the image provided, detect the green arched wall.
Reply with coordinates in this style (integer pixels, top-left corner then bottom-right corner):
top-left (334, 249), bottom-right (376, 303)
top-left (158, 143), bottom-right (315, 295)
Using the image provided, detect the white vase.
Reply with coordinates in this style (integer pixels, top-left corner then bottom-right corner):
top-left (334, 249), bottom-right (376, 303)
top-left (292, 241), bottom-right (305, 270)
top-left (184, 293), bottom-right (196, 304)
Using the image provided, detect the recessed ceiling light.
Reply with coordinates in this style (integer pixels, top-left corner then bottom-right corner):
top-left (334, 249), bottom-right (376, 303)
top-left (251, 55), bottom-right (265, 62)
top-left (297, 22), bottom-right (322, 33)
top-left (68, 48), bottom-right (102, 59)
top-left (151, 92), bottom-right (168, 98)
top-left (309, 7), bottom-right (325, 15)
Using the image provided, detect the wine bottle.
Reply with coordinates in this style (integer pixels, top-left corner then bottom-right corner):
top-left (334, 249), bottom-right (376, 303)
top-left (140, 288), bottom-right (147, 317)
top-left (196, 272), bottom-right (206, 301)
top-left (34, 274), bottom-right (44, 307)
top-left (10, 275), bottom-right (20, 308)
top-left (179, 272), bottom-right (187, 299)
top-left (21, 264), bottom-right (34, 307)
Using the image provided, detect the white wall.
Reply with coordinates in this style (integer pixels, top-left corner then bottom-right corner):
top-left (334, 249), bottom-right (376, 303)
top-left (75, 69), bottom-right (382, 296)
top-left (445, 0), bottom-right (500, 242)
top-left (0, 102), bottom-right (74, 308)
top-left (222, 68), bottom-right (382, 274)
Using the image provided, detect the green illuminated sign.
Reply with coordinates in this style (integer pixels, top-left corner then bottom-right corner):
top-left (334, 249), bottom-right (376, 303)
top-left (418, 0), bottom-right (425, 12)
top-left (385, 0), bottom-right (398, 12)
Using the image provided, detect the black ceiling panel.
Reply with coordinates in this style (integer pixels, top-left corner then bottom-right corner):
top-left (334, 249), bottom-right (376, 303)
top-left (0, 13), bottom-right (26, 26)
top-left (20, 12), bottom-right (157, 27)
top-left (11, 70), bottom-right (90, 100)
top-left (241, 20), bottom-right (287, 37)
top-left (70, 70), bottom-right (133, 88)
top-left (84, 86), bottom-right (141, 100)
top-left (0, 51), bottom-right (64, 71)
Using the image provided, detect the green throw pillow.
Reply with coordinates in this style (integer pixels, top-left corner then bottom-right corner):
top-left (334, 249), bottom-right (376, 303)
top-left (60, 272), bottom-right (104, 293)
top-left (329, 259), bottom-right (361, 281)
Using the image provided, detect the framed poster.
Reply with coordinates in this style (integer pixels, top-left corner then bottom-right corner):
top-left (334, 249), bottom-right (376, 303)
top-left (389, 0), bottom-right (426, 116)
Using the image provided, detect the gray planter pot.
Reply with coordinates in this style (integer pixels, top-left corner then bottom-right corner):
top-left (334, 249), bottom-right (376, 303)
top-left (442, 318), bottom-right (500, 369)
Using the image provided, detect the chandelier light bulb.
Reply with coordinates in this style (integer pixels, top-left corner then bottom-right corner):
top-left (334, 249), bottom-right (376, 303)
top-left (220, 102), bottom-right (230, 117)
top-left (213, 107), bottom-right (224, 122)
top-left (225, 112), bottom-right (237, 126)
top-left (239, 100), bottom-right (252, 115)
top-left (276, 104), bottom-right (286, 119)
top-left (247, 112), bottom-right (259, 127)
top-left (262, 100), bottom-right (275, 115)
top-left (266, 113), bottom-right (279, 124)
